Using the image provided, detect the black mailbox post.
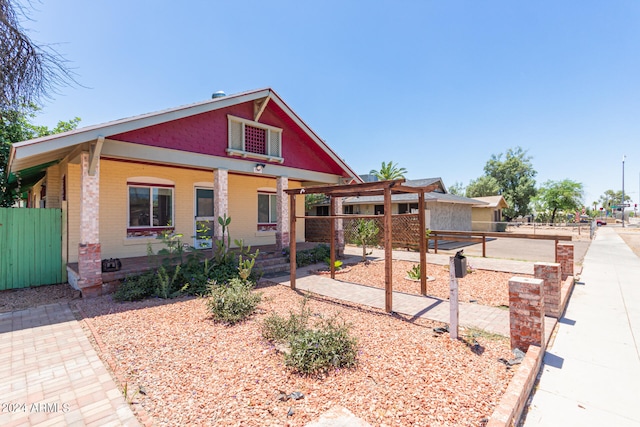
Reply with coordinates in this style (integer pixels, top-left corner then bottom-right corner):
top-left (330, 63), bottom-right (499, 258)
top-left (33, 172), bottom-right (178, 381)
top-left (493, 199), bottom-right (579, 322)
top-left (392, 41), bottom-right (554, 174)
top-left (453, 250), bottom-right (467, 278)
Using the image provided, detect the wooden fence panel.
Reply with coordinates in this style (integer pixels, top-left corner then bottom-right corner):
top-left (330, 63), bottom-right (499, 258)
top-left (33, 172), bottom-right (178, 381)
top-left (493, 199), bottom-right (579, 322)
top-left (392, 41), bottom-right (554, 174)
top-left (0, 208), bottom-right (64, 290)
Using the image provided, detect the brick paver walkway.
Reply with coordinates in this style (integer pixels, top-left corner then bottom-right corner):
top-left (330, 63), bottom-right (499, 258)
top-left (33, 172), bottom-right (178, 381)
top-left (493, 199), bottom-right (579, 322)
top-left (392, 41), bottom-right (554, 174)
top-left (0, 303), bottom-right (139, 426)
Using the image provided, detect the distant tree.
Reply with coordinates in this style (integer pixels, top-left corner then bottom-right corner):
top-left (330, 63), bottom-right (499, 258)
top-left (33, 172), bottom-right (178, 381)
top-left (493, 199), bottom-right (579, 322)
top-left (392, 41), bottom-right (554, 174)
top-left (448, 181), bottom-right (465, 196)
top-left (598, 189), bottom-right (631, 216)
top-left (1, 103), bottom-right (80, 206)
top-left (1, 0), bottom-right (76, 108)
top-left (465, 176), bottom-right (500, 198)
top-left (304, 193), bottom-right (326, 213)
top-left (370, 161), bottom-right (407, 181)
top-left (483, 147), bottom-right (537, 220)
top-left (534, 179), bottom-right (584, 223)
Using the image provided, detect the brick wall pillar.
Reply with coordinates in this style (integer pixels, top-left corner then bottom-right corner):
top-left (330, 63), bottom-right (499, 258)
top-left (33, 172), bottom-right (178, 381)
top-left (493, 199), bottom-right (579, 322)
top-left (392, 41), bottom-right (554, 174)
top-left (213, 168), bottom-right (229, 244)
top-left (509, 276), bottom-right (545, 351)
top-left (557, 243), bottom-right (574, 281)
top-left (334, 197), bottom-right (344, 256)
top-left (276, 176), bottom-right (289, 250)
top-left (534, 262), bottom-right (562, 318)
top-left (77, 152), bottom-right (102, 297)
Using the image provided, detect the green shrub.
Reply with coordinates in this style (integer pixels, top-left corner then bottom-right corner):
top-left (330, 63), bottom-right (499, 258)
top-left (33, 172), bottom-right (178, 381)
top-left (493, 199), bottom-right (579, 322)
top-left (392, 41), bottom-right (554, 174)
top-left (206, 278), bottom-right (261, 324)
top-left (285, 317), bottom-right (358, 375)
top-left (284, 244), bottom-right (331, 268)
top-left (261, 300), bottom-right (311, 343)
top-left (114, 272), bottom-right (156, 302)
top-left (407, 264), bottom-right (421, 280)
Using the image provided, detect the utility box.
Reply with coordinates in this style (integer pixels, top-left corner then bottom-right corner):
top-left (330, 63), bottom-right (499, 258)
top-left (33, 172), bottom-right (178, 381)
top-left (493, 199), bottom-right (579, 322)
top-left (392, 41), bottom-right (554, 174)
top-left (453, 251), bottom-right (467, 278)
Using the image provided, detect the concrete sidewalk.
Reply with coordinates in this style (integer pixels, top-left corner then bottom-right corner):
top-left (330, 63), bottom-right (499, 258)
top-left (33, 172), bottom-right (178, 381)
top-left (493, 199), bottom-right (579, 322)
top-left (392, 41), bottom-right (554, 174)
top-left (522, 226), bottom-right (640, 426)
top-left (0, 303), bottom-right (139, 426)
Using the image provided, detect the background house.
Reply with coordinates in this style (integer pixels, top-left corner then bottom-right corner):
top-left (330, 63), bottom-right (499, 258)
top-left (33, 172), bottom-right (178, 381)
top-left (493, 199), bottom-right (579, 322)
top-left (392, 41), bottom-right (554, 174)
top-left (8, 88), bottom-right (361, 295)
top-left (471, 195), bottom-right (509, 232)
top-left (311, 178), bottom-right (483, 230)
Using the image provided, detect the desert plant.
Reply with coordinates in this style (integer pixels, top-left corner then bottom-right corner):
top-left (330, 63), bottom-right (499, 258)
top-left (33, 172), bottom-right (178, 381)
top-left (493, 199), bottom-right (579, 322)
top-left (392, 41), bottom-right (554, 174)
top-left (113, 272), bottom-right (156, 302)
top-left (353, 219), bottom-right (379, 262)
top-left (261, 298), bottom-right (311, 343)
top-left (284, 317), bottom-right (358, 375)
top-left (206, 278), bottom-right (261, 324)
top-left (407, 264), bottom-right (421, 280)
top-left (156, 265), bottom-right (186, 299)
top-left (324, 258), bottom-right (343, 270)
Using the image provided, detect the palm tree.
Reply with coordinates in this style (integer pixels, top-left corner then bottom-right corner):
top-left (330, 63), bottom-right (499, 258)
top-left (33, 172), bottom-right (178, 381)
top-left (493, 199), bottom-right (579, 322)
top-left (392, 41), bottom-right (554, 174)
top-left (370, 161), bottom-right (407, 181)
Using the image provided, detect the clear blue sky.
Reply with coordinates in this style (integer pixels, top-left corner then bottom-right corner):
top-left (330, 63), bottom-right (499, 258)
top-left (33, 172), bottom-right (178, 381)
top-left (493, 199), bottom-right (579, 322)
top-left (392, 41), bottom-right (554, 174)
top-left (20, 0), bottom-right (640, 209)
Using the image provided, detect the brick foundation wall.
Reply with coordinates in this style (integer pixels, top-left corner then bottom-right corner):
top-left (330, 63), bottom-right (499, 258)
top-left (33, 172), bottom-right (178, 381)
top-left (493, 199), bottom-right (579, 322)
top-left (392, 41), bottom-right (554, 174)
top-left (557, 243), bottom-right (574, 281)
top-left (534, 262), bottom-right (561, 318)
top-left (509, 276), bottom-right (545, 351)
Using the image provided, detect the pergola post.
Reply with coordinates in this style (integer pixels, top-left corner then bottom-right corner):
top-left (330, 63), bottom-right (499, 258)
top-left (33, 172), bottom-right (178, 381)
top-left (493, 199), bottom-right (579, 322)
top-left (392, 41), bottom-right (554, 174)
top-left (419, 190), bottom-right (427, 295)
top-left (289, 194), bottom-right (296, 289)
top-left (330, 197), bottom-right (336, 279)
top-left (384, 186), bottom-right (393, 313)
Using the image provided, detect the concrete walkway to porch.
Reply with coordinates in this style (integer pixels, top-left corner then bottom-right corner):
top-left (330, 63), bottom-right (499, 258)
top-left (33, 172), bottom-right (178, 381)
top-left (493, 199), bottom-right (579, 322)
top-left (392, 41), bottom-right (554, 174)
top-left (0, 303), bottom-right (139, 426)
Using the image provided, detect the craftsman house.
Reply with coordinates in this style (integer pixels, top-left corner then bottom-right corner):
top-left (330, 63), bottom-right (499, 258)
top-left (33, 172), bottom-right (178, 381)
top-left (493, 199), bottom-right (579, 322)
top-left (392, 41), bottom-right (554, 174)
top-left (8, 88), bottom-right (361, 295)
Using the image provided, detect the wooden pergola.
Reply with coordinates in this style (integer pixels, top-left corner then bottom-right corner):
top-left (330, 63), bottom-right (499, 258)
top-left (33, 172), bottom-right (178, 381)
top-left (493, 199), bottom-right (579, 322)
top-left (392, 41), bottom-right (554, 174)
top-left (284, 179), bottom-right (438, 313)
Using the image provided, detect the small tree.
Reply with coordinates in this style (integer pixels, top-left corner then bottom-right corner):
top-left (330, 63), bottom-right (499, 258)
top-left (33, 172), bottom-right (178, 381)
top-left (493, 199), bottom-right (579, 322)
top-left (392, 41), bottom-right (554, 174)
top-left (370, 161), bottom-right (407, 181)
top-left (353, 219), bottom-right (379, 262)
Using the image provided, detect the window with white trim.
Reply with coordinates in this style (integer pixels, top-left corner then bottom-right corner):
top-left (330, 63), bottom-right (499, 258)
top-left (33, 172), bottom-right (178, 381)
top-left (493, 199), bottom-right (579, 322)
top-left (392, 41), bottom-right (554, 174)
top-left (257, 192), bottom-right (277, 231)
top-left (128, 184), bottom-right (174, 235)
top-left (227, 115), bottom-right (283, 163)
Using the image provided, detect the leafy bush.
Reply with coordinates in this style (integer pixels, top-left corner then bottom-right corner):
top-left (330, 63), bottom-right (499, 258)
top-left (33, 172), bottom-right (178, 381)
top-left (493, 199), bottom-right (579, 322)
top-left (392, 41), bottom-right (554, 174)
top-left (284, 244), bottom-right (331, 267)
top-left (262, 300), bottom-right (358, 375)
top-left (206, 278), bottom-right (261, 324)
top-left (261, 300), bottom-right (311, 343)
top-left (114, 272), bottom-right (156, 302)
top-left (285, 317), bottom-right (358, 375)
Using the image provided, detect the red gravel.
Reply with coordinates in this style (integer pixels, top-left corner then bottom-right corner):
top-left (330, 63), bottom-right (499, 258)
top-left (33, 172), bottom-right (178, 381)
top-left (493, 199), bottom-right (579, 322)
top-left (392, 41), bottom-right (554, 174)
top-left (78, 281), bottom-right (517, 426)
top-left (336, 260), bottom-right (525, 307)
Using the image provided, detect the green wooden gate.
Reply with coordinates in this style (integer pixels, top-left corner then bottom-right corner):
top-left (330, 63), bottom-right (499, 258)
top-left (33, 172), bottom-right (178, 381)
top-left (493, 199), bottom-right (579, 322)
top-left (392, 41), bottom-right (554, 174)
top-left (0, 208), bottom-right (65, 290)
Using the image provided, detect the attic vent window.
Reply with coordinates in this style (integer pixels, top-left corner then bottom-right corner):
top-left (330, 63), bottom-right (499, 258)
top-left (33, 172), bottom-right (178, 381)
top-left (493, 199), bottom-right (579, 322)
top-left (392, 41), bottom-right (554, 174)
top-left (227, 115), bottom-right (284, 163)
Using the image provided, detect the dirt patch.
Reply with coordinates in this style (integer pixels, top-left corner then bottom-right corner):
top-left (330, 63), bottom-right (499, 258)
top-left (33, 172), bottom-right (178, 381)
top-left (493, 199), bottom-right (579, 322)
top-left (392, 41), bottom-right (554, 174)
top-left (76, 284), bottom-right (516, 426)
top-left (616, 228), bottom-right (640, 258)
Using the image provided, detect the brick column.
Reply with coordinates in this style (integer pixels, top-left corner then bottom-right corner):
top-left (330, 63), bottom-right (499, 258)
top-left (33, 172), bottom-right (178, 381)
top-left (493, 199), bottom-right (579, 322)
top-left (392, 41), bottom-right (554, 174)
top-left (534, 262), bottom-right (562, 318)
top-left (509, 277), bottom-right (545, 351)
top-left (77, 152), bottom-right (102, 297)
top-left (213, 168), bottom-right (229, 244)
top-left (333, 197), bottom-right (344, 256)
top-left (276, 176), bottom-right (289, 250)
top-left (557, 243), bottom-right (574, 281)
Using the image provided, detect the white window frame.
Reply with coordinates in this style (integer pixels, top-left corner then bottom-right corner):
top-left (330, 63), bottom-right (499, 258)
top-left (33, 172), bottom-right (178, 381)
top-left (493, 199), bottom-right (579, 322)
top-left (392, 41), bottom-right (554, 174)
top-left (226, 115), bottom-right (284, 163)
top-left (127, 184), bottom-right (175, 230)
top-left (257, 192), bottom-right (278, 225)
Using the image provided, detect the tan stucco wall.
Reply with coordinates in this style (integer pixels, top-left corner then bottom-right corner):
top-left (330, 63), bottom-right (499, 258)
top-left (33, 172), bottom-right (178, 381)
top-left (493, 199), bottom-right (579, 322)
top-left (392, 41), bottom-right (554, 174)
top-left (472, 208), bottom-right (494, 231)
top-left (63, 159), bottom-right (305, 262)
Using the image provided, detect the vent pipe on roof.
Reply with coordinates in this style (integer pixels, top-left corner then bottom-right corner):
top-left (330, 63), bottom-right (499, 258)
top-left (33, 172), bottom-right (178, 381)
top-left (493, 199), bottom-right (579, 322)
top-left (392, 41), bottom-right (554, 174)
top-left (212, 91), bottom-right (226, 99)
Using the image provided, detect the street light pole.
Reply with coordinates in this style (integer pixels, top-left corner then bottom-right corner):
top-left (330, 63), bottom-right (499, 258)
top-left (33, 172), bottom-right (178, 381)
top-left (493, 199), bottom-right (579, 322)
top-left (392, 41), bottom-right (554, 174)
top-left (622, 155), bottom-right (626, 228)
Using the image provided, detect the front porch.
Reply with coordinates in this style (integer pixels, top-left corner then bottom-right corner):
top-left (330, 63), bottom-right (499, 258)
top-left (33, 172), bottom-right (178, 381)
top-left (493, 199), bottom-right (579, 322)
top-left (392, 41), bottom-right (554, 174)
top-left (66, 242), bottom-right (321, 295)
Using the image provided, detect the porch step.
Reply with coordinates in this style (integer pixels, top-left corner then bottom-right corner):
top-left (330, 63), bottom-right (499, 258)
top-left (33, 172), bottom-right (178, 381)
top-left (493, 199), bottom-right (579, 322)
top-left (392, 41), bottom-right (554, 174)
top-left (254, 251), bottom-right (291, 277)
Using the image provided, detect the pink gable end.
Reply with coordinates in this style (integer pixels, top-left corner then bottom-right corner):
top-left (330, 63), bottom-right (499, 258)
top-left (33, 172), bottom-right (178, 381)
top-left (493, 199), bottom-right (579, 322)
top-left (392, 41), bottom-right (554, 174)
top-left (109, 101), bottom-right (347, 176)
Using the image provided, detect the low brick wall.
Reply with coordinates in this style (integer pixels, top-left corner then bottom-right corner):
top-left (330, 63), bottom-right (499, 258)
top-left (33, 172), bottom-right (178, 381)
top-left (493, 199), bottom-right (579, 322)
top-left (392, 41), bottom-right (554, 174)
top-left (559, 275), bottom-right (575, 318)
top-left (556, 243), bottom-right (574, 280)
top-left (486, 345), bottom-right (544, 427)
top-left (534, 263), bottom-right (561, 318)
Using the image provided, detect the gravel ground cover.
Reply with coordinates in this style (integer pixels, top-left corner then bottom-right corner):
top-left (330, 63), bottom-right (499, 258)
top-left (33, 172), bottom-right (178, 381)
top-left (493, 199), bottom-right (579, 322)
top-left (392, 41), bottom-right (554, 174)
top-left (332, 260), bottom-right (523, 307)
top-left (77, 282), bottom-right (517, 427)
top-left (0, 283), bottom-right (79, 313)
